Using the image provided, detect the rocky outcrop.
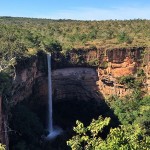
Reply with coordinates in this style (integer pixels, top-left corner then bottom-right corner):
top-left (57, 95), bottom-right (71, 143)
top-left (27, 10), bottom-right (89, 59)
top-left (97, 56), bottom-right (136, 97)
top-left (96, 47), bottom-right (144, 97)
top-left (52, 47), bottom-right (144, 97)
top-left (11, 53), bottom-right (47, 104)
top-left (52, 68), bottom-right (101, 101)
top-left (143, 48), bottom-right (150, 93)
top-left (0, 52), bottom-right (47, 147)
top-left (145, 63), bottom-right (150, 93)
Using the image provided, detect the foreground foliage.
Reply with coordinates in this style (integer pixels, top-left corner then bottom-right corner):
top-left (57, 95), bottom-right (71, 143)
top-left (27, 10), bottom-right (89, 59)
top-left (107, 95), bottom-right (150, 133)
top-left (67, 116), bottom-right (150, 150)
top-left (0, 144), bottom-right (5, 150)
top-left (67, 93), bottom-right (150, 150)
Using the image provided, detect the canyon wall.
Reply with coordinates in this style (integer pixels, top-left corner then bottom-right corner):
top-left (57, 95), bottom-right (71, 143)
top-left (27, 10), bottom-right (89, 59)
top-left (61, 47), bottom-right (145, 97)
top-left (0, 52), bottom-right (47, 148)
top-left (11, 53), bottom-right (47, 104)
top-left (15, 47), bottom-right (147, 100)
top-left (19, 47), bottom-right (148, 107)
top-left (143, 48), bottom-right (150, 93)
top-left (52, 68), bottom-right (101, 101)
top-left (97, 47), bottom-right (143, 97)
top-left (0, 47), bottom-right (149, 147)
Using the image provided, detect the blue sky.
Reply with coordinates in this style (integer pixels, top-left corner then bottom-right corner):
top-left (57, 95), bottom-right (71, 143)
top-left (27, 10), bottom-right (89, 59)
top-left (1, 0), bottom-right (150, 20)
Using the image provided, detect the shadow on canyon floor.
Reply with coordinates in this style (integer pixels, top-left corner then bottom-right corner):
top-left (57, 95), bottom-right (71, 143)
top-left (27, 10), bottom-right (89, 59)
top-left (9, 96), bottom-right (120, 150)
top-left (16, 96), bottom-right (120, 150)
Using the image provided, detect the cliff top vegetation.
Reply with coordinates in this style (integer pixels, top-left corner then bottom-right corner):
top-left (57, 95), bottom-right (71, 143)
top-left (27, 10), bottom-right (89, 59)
top-left (0, 17), bottom-right (150, 71)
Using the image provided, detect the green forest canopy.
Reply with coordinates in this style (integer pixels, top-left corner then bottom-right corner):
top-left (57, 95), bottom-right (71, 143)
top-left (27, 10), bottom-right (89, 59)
top-left (67, 94), bottom-right (150, 150)
top-left (0, 17), bottom-right (150, 72)
top-left (0, 17), bottom-right (150, 60)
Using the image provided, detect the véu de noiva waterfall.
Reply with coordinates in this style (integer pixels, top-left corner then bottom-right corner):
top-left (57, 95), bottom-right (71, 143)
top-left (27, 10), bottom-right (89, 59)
top-left (46, 53), bottom-right (62, 140)
top-left (47, 53), bottom-right (53, 133)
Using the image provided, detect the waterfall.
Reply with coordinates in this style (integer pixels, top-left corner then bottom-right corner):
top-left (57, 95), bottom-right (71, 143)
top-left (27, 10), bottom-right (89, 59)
top-left (46, 53), bottom-right (62, 140)
top-left (47, 53), bottom-right (53, 133)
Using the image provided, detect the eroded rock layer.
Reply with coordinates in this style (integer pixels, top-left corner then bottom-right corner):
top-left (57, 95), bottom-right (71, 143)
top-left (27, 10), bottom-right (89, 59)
top-left (52, 68), bottom-right (101, 101)
top-left (1, 47), bottom-right (150, 147)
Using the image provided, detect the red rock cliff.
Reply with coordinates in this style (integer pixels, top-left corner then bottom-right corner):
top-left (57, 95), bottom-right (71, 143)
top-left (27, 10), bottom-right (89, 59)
top-left (97, 47), bottom-right (143, 97)
top-left (0, 47), bottom-right (149, 148)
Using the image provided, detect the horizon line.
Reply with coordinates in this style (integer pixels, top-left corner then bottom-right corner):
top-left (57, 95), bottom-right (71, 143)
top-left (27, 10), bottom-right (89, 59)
top-left (0, 15), bottom-right (150, 21)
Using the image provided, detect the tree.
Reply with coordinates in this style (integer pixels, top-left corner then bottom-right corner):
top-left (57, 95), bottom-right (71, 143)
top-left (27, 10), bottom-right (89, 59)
top-left (67, 116), bottom-right (150, 150)
top-left (41, 38), bottom-right (62, 53)
top-left (117, 31), bottom-right (132, 44)
top-left (107, 95), bottom-right (150, 131)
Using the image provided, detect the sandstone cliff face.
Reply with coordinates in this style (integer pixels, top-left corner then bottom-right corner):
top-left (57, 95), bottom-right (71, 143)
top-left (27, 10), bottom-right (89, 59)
top-left (28, 47), bottom-right (145, 102)
top-left (53, 47), bottom-right (144, 97)
top-left (12, 60), bottom-right (39, 104)
top-left (62, 47), bottom-right (143, 98)
top-left (0, 47), bottom-right (148, 147)
top-left (31, 67), bottom-right (102, 107)
top-left (0, 52), bottom-right (47, 147)
top-left (96, 47), bottom-right (144, 97)
top-left (145, 63), bottom-right (150, 93)
top-left (2, 47), bottom-right (144, 103)
top-left (144, 48), bottom-right (150, 93)
top-left (11, 53), bottom-right (47, 104)
top-left (52, 68), bottom-right (101, 101)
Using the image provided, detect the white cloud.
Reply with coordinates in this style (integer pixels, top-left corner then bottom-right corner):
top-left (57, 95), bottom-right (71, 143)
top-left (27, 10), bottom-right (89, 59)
top-left (38, 6), bottom-right (150, 20)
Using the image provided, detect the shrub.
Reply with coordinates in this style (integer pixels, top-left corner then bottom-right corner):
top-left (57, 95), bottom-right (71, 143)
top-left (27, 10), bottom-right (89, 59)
top-left (118, 75), bottom-right (135, 88)
top-left (117, 32), bottom-right (132, 44)
top-left (100, 61), bottom-right (108, 69)
top-left (67, 116), bottom-right (150, 150)
top-left (88, 58), bottom-right (99, 66)
top-left (137, 69), bottom-right (145, 77)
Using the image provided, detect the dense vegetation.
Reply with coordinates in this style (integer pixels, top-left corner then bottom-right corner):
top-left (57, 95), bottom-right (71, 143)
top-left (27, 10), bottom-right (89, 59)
top-left (67, 117), bottom-right (150, 150)
top-left (0, 17), bottom-right (150, 71)
top-left (67, 93), bottom-right (150, 150)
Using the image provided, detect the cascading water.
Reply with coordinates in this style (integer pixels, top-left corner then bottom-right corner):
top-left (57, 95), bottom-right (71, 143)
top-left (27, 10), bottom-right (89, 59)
top-left (46, 53), bottom-right (62, 139)
top-left (47, 53), bottom-right (53, 133)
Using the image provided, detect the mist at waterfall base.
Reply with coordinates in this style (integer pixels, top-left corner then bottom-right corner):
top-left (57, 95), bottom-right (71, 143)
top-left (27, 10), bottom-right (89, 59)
top-left (46, 53), bottom-right (62, 140)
